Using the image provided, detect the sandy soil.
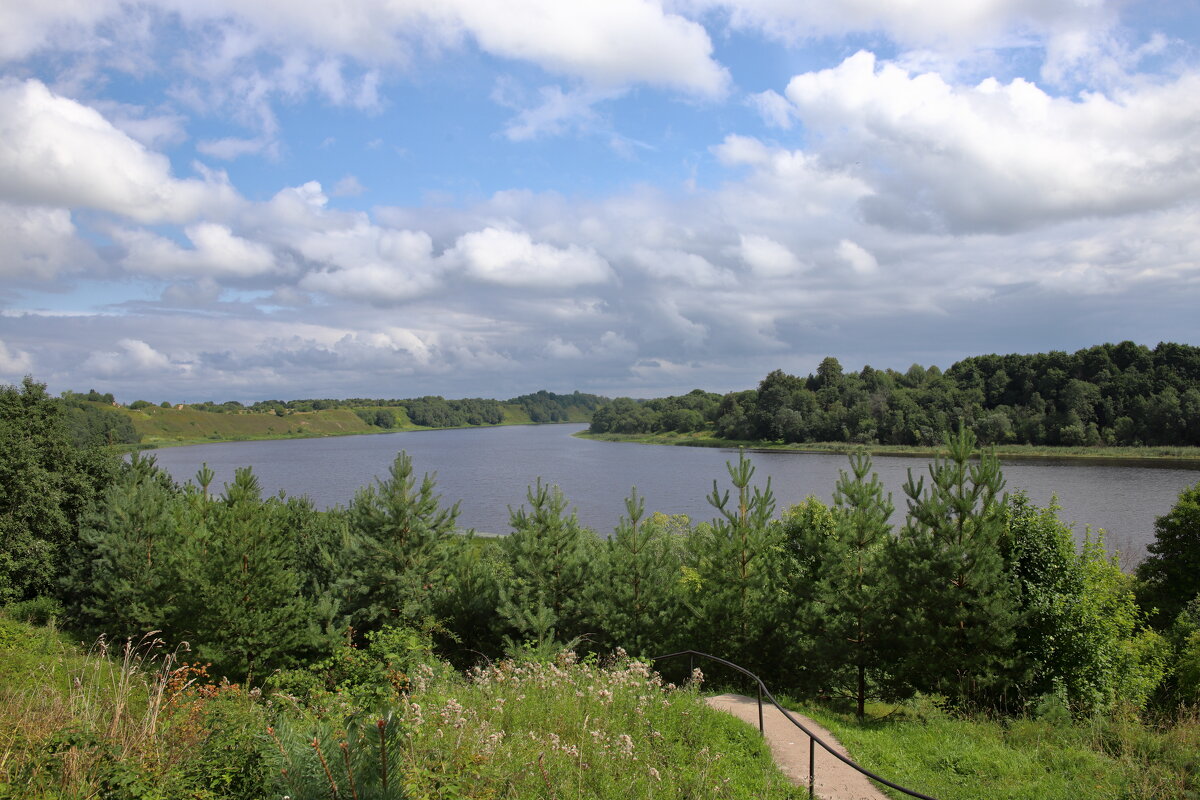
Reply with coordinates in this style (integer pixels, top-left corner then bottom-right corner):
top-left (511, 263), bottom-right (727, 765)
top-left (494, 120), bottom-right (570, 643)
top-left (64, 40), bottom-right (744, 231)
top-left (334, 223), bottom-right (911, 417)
top-left (704, 693), bottom-right (892, 800)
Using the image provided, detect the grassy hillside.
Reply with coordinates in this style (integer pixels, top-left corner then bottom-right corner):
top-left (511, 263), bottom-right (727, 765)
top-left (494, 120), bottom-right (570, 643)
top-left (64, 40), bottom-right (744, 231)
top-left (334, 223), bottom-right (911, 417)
top-left (118, 402), bottom-right (595, 448)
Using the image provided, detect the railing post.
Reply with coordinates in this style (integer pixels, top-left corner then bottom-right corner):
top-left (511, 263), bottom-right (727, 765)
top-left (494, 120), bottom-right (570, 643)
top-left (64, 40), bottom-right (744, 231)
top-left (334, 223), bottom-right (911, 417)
top-left (757, 682), bottom-right (764, 735)
top-left (808, 736), bottom-right (815, 798)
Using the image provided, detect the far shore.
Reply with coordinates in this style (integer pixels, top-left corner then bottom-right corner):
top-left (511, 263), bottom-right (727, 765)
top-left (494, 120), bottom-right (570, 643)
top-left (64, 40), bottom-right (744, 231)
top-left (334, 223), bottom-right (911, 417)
top-left (124, 419), bottom-right (584, 453)
top-left (574, 430), bottom-right (1200, 470)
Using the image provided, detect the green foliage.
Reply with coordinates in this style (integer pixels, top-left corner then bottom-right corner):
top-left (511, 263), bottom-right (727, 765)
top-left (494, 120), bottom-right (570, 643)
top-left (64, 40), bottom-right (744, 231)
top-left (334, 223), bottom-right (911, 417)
top-left (191, 466), bottom-right (315, 681)
top-left (594, 489), bottom-right (686, 656)
top-left (68, 457), bottom-right (340, 682)
top-left (681, 450), bottom-right (783, 675)
top-left (507, 389), bottom-right (607, 423)
top-left (498, 480), bottom-right (598, 652)
top-left (61, 396), bottom-right (141, 448)
top-left (888, 429), bottom-right (1020, 705)
top-left (815, 450), bottom-right (894, 717)
top-left (1004, 495), bottom-right (1167, 715)
top-left (0, 377), bottom-right (118, 604)
top-left (603, 341), bottom-right (1200, 448)
top-left (1137, 480), bottom-right (1200, 629)
top-left (343, 452), bottom-right (460, 634)
top-left (1076, 536), bottom-right (1169, 712)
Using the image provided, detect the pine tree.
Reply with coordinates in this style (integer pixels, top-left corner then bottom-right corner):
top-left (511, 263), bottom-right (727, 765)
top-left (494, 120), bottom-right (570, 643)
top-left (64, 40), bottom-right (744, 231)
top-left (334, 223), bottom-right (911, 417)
top-left (683, 450), bottom-right (782, 673)
top-left (66, 453), bottom-right (194, 640)
top-left (815, 450), bottom-right (894, 717)
top-left (497, 479), bottom-right (597, 653)
top-left (596, 488), bottom-right (685, 655)
top-left (193, 467), bottom-right (310, 681)
top-left (888, 429), bottom-right (1018, 705)
top-left (342, 452), bottom-right (460, 634)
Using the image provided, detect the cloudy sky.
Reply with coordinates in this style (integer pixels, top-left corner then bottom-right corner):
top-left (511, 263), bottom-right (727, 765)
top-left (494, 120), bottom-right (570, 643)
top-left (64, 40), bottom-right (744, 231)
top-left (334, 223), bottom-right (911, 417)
top-left (1, 1), bottom-right (1198, 402)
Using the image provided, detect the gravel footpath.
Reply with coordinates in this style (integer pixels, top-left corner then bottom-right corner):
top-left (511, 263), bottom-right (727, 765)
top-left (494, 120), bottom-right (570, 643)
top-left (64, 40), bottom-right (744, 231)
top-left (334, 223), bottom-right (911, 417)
top-left (704, 693), bottom-right (892, 800)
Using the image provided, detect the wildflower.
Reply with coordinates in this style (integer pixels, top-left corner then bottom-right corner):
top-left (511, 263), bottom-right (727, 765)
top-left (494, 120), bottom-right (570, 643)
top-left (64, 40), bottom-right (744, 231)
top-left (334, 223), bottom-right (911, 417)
top-left (648, 767), bottom-right (661, 782)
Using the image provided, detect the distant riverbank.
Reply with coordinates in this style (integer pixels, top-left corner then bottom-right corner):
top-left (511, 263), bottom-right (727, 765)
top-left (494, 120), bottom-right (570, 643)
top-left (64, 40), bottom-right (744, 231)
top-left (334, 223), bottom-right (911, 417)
top-left (121, 403), bottom-right (589, 451)
top-left (574, 430), bottom-right (1200, 469)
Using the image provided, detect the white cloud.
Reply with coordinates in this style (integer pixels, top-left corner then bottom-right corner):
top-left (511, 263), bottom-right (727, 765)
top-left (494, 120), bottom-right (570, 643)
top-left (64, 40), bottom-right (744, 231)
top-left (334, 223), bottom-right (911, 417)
top-left (0, 0), bottom-right (121, 61)
top-left (544, 338), bottom-right (583, 359)
top-left (331, 175), bottom-right (367, 197)
top-left (738, 233), bottom-right (804, 277)
top-left (83, 338), bottom-right (177, 377)
top-left (0, 203), bottom-right (97, 279)
top-left (449, 227), bottom-right (612, 288)
top-left (3, 1), bottom-right (727, 97)
top-left (197, 136), bottom-right (274, 161)
top-left (454, 0), bottom-right (728, 95)
top-left (295, 226), bottom-right (441, 302)
top-left (0, 339), bottom-right (33, 376)
top-left (630, 247), bottom-right (736, 288)
top-left (117, 223), bottom-right (277, 278)
top-left (0, 79), bottom-right (240, 224)
top-left (782, 52), bottom-right (1200, 231)
top-left (688, 0), bottom-right (1118, 56)
top-left (495, 83), bottom-right (615, 142)
top-left (748, 89), bottom-right (793, 128)
top-left (836, 239), bottom-right (878, 275)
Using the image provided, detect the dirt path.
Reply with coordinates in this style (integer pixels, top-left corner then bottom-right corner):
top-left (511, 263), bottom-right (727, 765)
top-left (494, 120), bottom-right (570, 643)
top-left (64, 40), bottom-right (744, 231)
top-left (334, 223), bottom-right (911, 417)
top-left (705, 694), bottom-right (891, 800)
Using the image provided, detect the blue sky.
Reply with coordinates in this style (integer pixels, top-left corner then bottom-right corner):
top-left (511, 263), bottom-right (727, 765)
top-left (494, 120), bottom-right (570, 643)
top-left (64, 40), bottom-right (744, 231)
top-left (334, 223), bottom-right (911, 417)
top-left (1, 1), bottom-right (1198, 402)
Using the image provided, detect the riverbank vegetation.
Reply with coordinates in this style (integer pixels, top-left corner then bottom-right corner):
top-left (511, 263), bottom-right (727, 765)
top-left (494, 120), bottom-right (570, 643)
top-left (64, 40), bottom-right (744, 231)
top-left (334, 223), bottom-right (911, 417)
top-left (589, 341), bottom-right (1200, 453)
top-left (57, 388), bottom-right (605, 448)
top-left (4, 374), bottom-right (1200, 798)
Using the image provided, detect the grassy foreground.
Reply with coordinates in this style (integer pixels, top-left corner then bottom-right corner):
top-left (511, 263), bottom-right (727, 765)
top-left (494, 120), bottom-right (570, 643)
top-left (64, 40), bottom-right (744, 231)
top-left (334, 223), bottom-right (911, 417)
top-left (6, 613), bottom-right (1198, 799)
top-left (576, 431), bottom-right (1200, 467)
top-left (787, 698), bottom-right (1200, 800)
top-left (0, 617), bottom-right (797, 799)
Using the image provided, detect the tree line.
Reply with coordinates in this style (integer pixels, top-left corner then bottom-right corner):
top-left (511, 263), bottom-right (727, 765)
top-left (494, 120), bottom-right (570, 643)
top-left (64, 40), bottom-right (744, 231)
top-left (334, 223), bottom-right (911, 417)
top-left (590, 341), bottom-right (1200, 447)
top-left (4, 375), bottom-right (1200, 720)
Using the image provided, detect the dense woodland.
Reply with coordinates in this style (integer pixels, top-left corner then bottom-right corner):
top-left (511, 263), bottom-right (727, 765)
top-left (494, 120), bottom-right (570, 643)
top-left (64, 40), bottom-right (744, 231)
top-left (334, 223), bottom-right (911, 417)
top-left (589, 341), bottom-right (1200, 447)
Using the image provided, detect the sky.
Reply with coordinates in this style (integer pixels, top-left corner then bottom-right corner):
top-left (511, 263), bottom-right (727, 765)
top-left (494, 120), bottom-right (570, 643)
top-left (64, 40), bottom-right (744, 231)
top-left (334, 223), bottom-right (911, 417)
top-left (1, 1), bottom-right (1198, 403)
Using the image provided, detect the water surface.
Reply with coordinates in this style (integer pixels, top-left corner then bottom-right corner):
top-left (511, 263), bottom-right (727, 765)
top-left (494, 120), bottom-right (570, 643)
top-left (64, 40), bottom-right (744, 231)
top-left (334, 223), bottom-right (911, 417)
top-left (147, 424), bottom-right (1199, 564)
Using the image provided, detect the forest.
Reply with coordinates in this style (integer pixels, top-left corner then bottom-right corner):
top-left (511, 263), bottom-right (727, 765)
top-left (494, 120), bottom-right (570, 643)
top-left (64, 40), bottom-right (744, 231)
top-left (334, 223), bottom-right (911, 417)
top-left (589, 341), bottom-right (1200, 447)
top-left (4, 374), bottom-right (1200, 798)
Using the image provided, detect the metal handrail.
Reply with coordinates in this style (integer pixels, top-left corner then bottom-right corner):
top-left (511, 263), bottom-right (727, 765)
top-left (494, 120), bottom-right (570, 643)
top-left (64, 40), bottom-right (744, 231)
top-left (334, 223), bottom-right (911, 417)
top-left (653, 650), bottom-right (939, 800)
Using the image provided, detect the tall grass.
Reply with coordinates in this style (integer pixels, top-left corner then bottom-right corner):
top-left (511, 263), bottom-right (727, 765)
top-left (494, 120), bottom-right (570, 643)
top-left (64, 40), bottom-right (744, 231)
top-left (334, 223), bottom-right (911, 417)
top-left (269, 651), bottom-right (799, 799)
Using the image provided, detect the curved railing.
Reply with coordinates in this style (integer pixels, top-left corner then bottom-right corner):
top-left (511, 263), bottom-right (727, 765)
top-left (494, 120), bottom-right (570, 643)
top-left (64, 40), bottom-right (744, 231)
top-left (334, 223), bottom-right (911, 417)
top-left (653, 650), bottom-right (939, 800)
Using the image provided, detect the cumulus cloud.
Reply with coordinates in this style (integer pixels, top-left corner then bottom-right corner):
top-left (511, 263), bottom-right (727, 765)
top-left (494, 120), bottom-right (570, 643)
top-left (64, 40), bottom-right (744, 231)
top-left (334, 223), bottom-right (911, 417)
top-left (83, 338), bottom-right (178, 377)
top-left (836, 239), bottom-right (878, 275)
top-left (116, 223), bottom-right (277, 279)
top-left (449, 227), bottom-right (612, 288)
top-left (0, 339), bottom-right (33, 376)
top-left (630, 247), bottom-right (736, 288)
top-left (3, 0), bottom-right (727, 97)
top-left (0, 79), bottom-right (240, 224)
top-left (782, 51), bottom-right (1200, 232)
top-left (544, 337), bottom-right (583, 359)
top-left (738, 233), bottom-right (804, 277)
top-left (0, 203), bottom-right (97, 279)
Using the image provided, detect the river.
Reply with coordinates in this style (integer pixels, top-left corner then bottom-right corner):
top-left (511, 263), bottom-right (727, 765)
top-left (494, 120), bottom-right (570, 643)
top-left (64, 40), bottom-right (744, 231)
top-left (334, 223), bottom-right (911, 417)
top-left (146, 423), bottom-right (1199, 566)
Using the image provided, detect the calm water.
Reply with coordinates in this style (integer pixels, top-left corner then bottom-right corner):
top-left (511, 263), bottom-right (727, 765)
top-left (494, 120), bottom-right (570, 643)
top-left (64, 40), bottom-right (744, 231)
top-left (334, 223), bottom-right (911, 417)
top-left (147, 424), bottom-right (1199, 565)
